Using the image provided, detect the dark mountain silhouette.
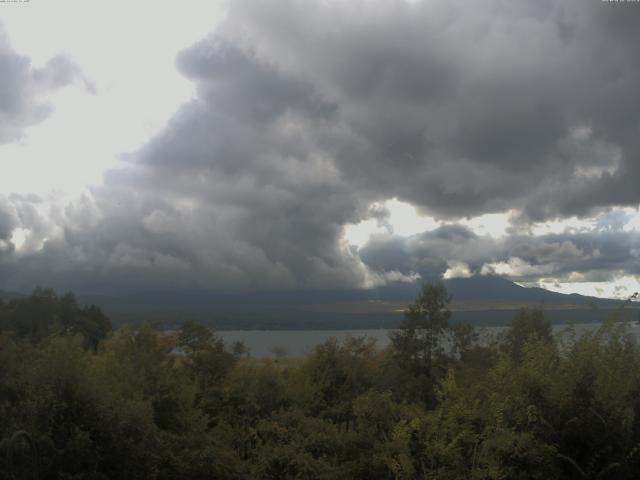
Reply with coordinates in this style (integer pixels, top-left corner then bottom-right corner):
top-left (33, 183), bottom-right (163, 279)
top-left (443, 276), bottom-right (622, 306)
top-left (3, 277), bottom-right (631, 329)
top-left (63, 276), bottom-right (629, 329)
top-left (0, 290), bottom-right (25, 302)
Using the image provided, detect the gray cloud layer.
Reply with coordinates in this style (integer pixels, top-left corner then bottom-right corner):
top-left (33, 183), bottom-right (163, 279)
top-left (1, 1), bottom-right (640, 293)
top-left (360, 223), bottom-right (640, 285)
top-left (0, 24), bottom-right (87, 144)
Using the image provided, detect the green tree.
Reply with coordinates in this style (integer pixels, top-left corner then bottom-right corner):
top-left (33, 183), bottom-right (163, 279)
top-left (0, 289), bottom-right (111, 348)
top-left (390, 282), bottom-right (452, 405)
top-left (450, 322), bottom-right (479, 362)
top-left (295, 336), bottom-right (377, 429)
top-left (504, 307), bottom-right (552, 360)
top-left (177, 320), bottom-right (238, 419)
top-left (178, 320), bottom-right (215, 353)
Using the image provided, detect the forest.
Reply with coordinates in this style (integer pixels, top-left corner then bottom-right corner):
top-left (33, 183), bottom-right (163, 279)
top-left (1, 285), bottom-right (640, 479)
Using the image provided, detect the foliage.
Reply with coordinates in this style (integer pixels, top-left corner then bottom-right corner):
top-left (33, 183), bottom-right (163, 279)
top-left (0, 288), bottom-right (111, 349)
top-left (2, 285), bottom-right (640, 479)
top-left (502, 307), bottom-right (553, 360)
top-left (389, 282), bottom-right (453, 405)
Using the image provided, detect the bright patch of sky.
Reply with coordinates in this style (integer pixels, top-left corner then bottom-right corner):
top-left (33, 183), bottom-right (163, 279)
top-left (458, 211), bottom-right (513, 238)
top-left (0, 0), bottom-right (226, 195)
top-left (386, 199), bottom-right (441, 236)
top-left (481, 258), bottom-right (557, 278)
top-left (622, 208), bottom-right (640, 232)
top-left (526, 208), bottom-right (640, 236)
top-left (535, 276), bottom-right (640, 301)
top-left (530, 217), bottom-right (595, 236)
top-left (343, 218), bottom-right (387, 249)
top-left (9, 227), bottom-right (27, 251)
top-left (344, 200), bottom-right (515, 248)
top-left (343, 198), bottom-right (440, 248)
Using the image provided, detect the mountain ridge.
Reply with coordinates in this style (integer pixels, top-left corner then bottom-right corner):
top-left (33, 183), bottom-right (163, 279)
top-left (77, 276), bottom-right (630, 328)
top-left (2, 277), bottom-right (633, 329)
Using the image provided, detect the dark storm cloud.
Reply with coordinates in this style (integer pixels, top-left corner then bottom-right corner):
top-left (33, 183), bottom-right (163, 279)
top-left (360, 225), bottom-right (495, 280)
top-left (0, 24), bottom-right (88, 144)
top-left (3, 0), bottom-right (640, 292)
top-left (359, 225), bottom-right (486, 280)
top-left (215, 0), bottom-right (640, 219)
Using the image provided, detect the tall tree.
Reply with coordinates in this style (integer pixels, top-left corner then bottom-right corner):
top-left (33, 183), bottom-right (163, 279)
top-left (390, 282), bottom-right (452, 405)
top-left (504, 307), bottom-right (552, 360)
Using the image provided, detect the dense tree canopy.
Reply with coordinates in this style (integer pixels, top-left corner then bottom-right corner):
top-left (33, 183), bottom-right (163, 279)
top-left (1, 285), bottom-right (640, 479)
top-left (0, 288), bottom-right (111, 348)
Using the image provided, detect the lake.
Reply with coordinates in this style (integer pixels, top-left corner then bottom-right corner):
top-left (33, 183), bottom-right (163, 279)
top-left (219, 321), bottom-right (640, 358)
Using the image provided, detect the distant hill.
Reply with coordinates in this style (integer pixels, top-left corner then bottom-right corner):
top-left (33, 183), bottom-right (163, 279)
top-left (0, 290), bottom-right (25, 302)
top-left (71, 276), bottom-right (632, 329)
top-left (443, 276), bottom-right (622, 306)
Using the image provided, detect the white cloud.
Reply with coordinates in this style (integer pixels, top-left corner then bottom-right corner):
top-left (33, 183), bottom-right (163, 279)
top-left (481, 257), bottom-right (555, 277)
top-left (443, 261), bottom-right (472, 279)
top-left (538, 275), bottom-right (640, 300)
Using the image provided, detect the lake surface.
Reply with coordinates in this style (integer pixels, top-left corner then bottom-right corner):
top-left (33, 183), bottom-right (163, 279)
top-left (219, 321), bottom-right (640, 358)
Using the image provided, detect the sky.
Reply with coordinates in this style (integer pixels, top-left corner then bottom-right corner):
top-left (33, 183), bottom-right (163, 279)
top-left (1, 0), bottom-right (640, 298)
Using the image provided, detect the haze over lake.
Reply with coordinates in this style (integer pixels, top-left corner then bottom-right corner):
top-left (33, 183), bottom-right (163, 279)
top-left (220, 321), bottom-right (640, 358)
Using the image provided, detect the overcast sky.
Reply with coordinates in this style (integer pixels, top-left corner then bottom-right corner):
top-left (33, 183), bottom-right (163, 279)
top-left (1, 0), bottom-right (640, 298)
